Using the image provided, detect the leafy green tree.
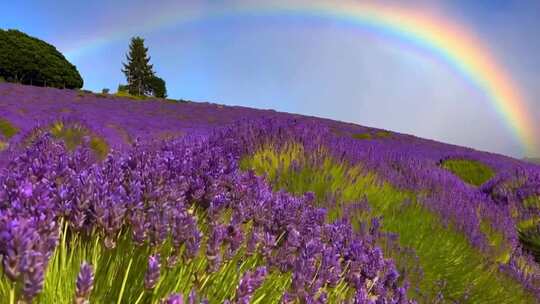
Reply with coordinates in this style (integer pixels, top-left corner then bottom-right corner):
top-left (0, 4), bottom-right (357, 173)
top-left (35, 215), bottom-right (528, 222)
top-left (149, 75), bottom-right (167, 98)
top-left (0, 29), bottom-right (83, 88)
top-left (117, 84), bottom-right (129, 93)
top-left (121, 37), bottom-right (154, 96)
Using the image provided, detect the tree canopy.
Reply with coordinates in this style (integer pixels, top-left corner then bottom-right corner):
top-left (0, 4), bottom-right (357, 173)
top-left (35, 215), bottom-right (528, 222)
top-left (0, 29), bottom-right (83, 89)
top-left (149, 75), bottom-right (167, 98)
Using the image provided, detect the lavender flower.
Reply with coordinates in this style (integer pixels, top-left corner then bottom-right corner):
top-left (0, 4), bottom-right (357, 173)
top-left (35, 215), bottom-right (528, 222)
top-left (21, 251), bottom-right (46, 301)
top-left (235, 267), bottom-right (268, 304)
top-left (74, 262), bottom-right (94, 304)
top-left (144, 254), bottom-right (161, 290)
top-left (160, 293), bottom-right (183, 304)
top-left (0, 110), bottom-right (425, 302)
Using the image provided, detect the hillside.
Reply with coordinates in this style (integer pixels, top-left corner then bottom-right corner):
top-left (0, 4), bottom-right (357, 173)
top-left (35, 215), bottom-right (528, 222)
top-left (1, 83), bottom-right (540, 303)
top-left (525, 157), bottom-right (540, 164)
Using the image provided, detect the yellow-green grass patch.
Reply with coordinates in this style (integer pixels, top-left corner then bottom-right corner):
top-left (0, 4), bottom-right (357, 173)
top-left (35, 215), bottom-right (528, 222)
top-left (241, 143), bottom-right (534, 303)
top-left (0, 118), bottom-right (19, 139)
top-left (441, 158), bottom-right (495, 186)
top-left (50, 121), bottom-right (109, 159)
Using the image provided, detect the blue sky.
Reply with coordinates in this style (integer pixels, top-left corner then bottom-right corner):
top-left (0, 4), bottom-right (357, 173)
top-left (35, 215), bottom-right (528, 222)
top-left (1, 0), bottom-right (539, 157)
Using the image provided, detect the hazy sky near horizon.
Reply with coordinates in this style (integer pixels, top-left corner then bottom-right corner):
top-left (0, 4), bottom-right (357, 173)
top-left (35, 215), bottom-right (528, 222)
top-left (2, 0), bottom-right (539, 157)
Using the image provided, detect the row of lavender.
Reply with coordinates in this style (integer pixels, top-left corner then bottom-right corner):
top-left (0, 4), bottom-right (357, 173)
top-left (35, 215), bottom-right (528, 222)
top-left (2, 83), bottom-right (540, 299)
top-left (0, 127), bottom-right (412, 302)
top-left (0, 83), bottom-right (282, 149)
top-left (214, 118), bottom-right (540, 294)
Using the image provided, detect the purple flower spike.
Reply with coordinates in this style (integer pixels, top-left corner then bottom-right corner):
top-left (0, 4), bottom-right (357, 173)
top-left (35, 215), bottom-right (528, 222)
top-left (188, 289), bottom-right (197, 304)
top-left (235, 266), bottom-right (268, 304)
top-left (161, 293), bottom-right (183, 304)
top-left (22, 252), bottom-right (45, 301)
top-left (75, 262), bottom-right (94, 304)
top-left (145, 254), bottom-right (161, 290)
top-left (20, 181), bottom-right (33, 198)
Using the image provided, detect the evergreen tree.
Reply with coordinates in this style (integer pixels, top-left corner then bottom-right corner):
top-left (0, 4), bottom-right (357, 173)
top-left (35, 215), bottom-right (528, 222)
top-left (122, 37), bottom-right (154, 96)
top-left (149, 75), bottom-right (167, 98)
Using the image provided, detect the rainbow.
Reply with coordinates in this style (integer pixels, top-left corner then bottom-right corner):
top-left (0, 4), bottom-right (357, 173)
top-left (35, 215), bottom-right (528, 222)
top-left (63, 1), bottom-right (538, 155)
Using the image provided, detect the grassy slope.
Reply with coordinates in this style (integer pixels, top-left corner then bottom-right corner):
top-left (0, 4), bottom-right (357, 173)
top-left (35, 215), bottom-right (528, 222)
top-left (1, 214), bottom-right (293, 304)
top-left (441, 159), bottom-right (495, 186)
top-left (240, 144), bottom-right (534, 303)
top-left (1, 84), bottom-right (538, 302)
top-left (0, 118), bottom-right (18, 150)
top-left (524, 158), bottom-right (540, 164)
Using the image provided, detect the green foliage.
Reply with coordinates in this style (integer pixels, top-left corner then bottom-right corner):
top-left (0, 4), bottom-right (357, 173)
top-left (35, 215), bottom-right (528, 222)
top-left (0, 118), bottom-right (17, 151)
top-left (116, 84), bottom-right (148, 100)
top-left (149, 75), bottom-right (167, 98)
top-left (352, 130), bottom-right (392, 140)
top-left (441, 158), bottom-right (495, 186)
top-left (0, 29), bottom-right (83, 89)
top-left (240, 144), bottom-right (534, 303)
top-left (117, 84), bottom-right (129, 93)
top-left (517, 216), bottom-right (540, 263)
top-left (101, 88), bottom-right (110, 94)
top-left (0, 118), bottom-right (18, 139)
top-left (0, 140), bottom-right (7, 151)
top-left (523, 195), bottom-right (540, 209)
top-left (0, 213), bottom-right (292, 303)
top-left (0, 76), bottom-right (5, 83)
top-left (122, 37), bottom-right (155, 96)
top-left (518, 224), bottom-right (540, 263)
top-left (352, 133), bottom-right (372, 140)
top-left (89, 137), bottom-right (109, 159)
top-left (114, 90), bottom-right (148, 100)
top-left (49, 121), bottom-right (109, 159)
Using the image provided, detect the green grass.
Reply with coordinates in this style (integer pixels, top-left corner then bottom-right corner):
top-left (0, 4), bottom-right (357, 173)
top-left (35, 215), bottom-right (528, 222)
top-left (0, 177), bottom-right (355, 303)
top-left (352, 133), bottom-right (373, 140)
top-left (352, 130), bottom-right (392, 140)
top-left (523, 195), bottom-right (540, 209)
top-left (518, 225), bottom-right (540, 263)
top-left (240, 143), bottom-right (534, 303)
top-left (517, 210), bottom-right (540, 263)
top-left (50, 121), bottom-right (109, 159)
top-left (115, 91), bottom-right (149, 101)
top-left (0, 214), bottom-right (296, 303)
top-left (441, 158), bottom-right (495, 186)
top-left (0, 118), bottom-right (18, 151)
top-left (0, 118), bottom-right (19, 139)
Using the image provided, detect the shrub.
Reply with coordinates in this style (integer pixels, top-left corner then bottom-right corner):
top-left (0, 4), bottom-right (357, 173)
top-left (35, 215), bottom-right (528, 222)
top-left (117, 84), bottom-right (129, 93)
top-left (149, 76), bottom-right (167, 98)
top-left (0, 29), bottom-right (83, 89)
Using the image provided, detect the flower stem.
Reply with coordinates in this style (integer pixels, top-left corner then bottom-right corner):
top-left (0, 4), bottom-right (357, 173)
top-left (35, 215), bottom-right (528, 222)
top-left (9, 286), bottom-right (15, 304)
top-left (133, 290), bottom-right (145, 304)
top-left (117, 257), bottom-right (133, 304)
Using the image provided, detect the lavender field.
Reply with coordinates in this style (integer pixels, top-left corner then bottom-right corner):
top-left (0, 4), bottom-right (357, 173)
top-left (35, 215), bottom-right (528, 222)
top-left (1, 83), bottom-right (540, 303)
